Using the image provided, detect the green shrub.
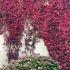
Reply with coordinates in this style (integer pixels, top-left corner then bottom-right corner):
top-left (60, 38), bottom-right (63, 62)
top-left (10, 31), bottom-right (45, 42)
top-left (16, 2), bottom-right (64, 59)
top-left (8, 56), bottom-right (60, 70)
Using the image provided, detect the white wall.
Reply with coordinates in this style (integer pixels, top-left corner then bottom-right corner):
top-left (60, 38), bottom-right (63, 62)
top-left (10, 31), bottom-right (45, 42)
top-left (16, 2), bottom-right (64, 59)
top-left (0, 34), bottom-right (49, 68)
top-left (34, 39), bottom-right (49, 57)
top-left (19, 37), bottom-right (49, 57)
top-left (0, 34), bottom-right (8, 68)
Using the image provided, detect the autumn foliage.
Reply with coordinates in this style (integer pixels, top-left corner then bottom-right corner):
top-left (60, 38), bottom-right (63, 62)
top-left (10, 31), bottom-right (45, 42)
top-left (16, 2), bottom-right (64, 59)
top-left (0, 0), bottom-right (70, 70)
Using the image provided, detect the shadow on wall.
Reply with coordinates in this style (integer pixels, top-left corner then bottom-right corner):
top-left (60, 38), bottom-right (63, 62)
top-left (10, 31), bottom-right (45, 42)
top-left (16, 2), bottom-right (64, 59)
top-left (20, 36), bottom-right (50, 57)
top-left (0, 34), bottom-right (49, 68)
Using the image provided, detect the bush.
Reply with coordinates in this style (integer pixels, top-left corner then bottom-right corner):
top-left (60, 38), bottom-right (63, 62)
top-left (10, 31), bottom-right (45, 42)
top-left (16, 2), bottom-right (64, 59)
top-left (5, 56), bottom-right (60, 70)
